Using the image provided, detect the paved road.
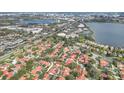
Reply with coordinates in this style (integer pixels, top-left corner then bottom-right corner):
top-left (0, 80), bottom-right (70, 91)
top-left (0, 19), bottom-right (81, 63)
top-left (0, 51), bottom-right (13, 62)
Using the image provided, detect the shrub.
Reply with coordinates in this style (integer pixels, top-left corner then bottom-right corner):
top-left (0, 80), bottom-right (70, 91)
top-left (26, 61), bottom-right (33, 71)
top-left (65, 75), bottom-right (75, 80)
top-left (68, 63), bottom-right (77, 69)
top-left (0, 71), bottom-right (3, 77)
top-left (70, 71), bottom-right (79, 77)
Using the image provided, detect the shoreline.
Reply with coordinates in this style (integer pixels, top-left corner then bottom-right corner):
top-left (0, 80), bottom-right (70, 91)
top-left (85, 21), bottom-right (124, 24)
top-left (84, 22), bottom-right (95, 41)
top-left (85, 39), bottom-right (124, 51)
top-left (84, 22), bottom-right (124, 49)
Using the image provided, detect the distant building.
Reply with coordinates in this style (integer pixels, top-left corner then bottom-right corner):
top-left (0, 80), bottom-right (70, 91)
top-left (57, 33), bottom-right (66, 37)
top-left (78, 24), bottom-right (85, 28)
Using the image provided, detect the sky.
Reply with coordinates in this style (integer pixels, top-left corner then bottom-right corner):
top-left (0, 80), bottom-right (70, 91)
top-left (0, 0), bottom-right (124, 12)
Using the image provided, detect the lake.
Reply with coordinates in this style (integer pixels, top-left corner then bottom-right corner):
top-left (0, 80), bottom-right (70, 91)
top-left (86, 22), bottom-right (124, 48)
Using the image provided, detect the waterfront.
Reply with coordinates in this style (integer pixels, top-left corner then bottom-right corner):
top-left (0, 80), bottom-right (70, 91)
top-left (87, 22), bottom-right (124, 48)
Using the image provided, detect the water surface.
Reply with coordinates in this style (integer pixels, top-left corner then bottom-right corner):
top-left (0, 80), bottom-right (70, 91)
top-left (87, 22), bottom-right (124, 47)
